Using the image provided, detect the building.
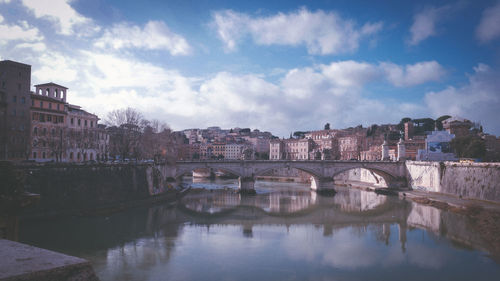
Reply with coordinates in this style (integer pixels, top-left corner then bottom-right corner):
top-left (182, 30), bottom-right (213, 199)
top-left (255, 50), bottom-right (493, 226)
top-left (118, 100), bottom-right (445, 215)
top-left (270, 138), bottom-right (313, 160)
top-left (66, 104), bottom-right (100, 162)
top-left (30, 83), bottom-right (68, 162)
top-left (269, 139), bottom-right (284, 160)
top-left (224, 143), bottom-right (244, 160)
top-left (338, 136), bottom-right (364, 160)
top-left (417, 130), bottom-right (457, 161)
top-left (212, 142), bottom-right (225, 159)
top-left (0, 60), bottom-right (31, 160)
top-left (360, 145), bottom-right (381, 161)
top-left (442, 117), bottom-right (472, 138)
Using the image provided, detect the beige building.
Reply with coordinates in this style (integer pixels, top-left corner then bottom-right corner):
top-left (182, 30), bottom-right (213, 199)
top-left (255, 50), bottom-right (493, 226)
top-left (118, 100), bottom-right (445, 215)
top-left (270, 138), bottom-right (313, 160)
top-left (30, 83), bottom-right (68, 162)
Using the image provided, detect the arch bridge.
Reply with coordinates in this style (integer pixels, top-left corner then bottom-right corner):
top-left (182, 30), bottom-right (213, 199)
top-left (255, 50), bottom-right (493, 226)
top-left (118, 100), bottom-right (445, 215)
top-left (166, 160), bottom-right (407, 191)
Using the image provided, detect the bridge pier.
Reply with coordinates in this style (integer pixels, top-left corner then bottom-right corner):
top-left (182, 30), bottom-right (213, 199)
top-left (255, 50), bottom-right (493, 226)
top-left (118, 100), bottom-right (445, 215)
top-left (311, 176), bottom-right (336, 194)
top-left (238, 176), bottom-right (256, 194)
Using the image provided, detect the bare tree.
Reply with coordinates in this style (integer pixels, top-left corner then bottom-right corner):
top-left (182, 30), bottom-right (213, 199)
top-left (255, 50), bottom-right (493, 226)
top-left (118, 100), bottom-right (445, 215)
top-left (105, 107), bottom-right (144, 128)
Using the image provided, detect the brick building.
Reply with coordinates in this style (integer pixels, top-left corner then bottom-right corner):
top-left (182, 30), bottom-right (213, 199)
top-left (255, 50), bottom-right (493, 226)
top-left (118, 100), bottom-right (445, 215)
top-left (0, 60), bottom-right (31, 160)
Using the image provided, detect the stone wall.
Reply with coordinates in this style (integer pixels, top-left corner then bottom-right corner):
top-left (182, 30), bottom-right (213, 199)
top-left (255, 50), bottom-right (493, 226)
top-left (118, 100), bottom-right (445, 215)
top-left (406, 161), bottom-right (500, 202)
top-left (15, 163), bottom-right (174, 215)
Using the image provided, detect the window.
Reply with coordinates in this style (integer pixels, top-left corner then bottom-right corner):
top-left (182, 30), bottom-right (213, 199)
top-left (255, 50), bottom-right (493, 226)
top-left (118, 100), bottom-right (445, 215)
top-left (1, 81), bottom-right (5, 88)
top-left (12, 109), bottom-right (16, 116)
top-left (33, 152), bottom-right (37, 158)
top-left (57, 104), bottom-right (60, 110)
top-left (84, 120), bottom-right (87, 127)
top-left (17, 83), bottom-right (21, 91)
top-left (21, 97), bottom-right (25, 104)
top-left (51, 128), bottom-right (55, 135)
top-left (49, 103), bottom-right (52, 109)
top-left (39, 114), bottom-right (45, 122)
top-left (91, 121), bottom-right (93, 128)
top-left (42, 152), bottom-right (45, 159)
top-left (34, 127), bottom-right (38, 135)
top-left (40, 101), bottom-right (43, 107)
top-left (12, 96), bottom-right (17, 103)
top-left (78, 119), bottom-right (81, 126)
top-left (71, 118), bottom-right (74, 125)
top-left (70, 152), bottom-right (73, 160)
top-left (32, 99), bottom-right (34, 106)
top-left (47, 115), bottom-right (52, 122)
top-left (42, 128), bottom-right (47, 136)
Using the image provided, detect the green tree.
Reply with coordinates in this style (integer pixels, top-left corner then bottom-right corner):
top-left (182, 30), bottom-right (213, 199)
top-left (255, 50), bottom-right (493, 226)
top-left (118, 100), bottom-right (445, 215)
top-left (450, 136), bottom-right (486, 159)
top-left (435, 115), bottom-right (451, 130)
top-left (397, 117), bottom-right (412, 131)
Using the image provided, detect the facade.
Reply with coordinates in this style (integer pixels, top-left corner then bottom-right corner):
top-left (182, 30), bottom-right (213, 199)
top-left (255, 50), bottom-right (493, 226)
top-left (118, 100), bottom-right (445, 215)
top-left (66, 104), bottom-right (100, 162)
top-left (224, 143), bottom-right (244, 160)
top-left (270, 138), bottom-right (313, 160)
top-left (442, 117), bottom-right (472, 138)
top-left (338, 136), bottom-right (364, 160)
top-left (361, 145), bottom-right (381, 161)
top-left (30, 83), bottom-right (68, 162)
top-left (0, 60), bottom-right (31, 160)
top-left (417, 130), bottom-right (457, 161)
top-left (269, 139), bottom-right (284, 160)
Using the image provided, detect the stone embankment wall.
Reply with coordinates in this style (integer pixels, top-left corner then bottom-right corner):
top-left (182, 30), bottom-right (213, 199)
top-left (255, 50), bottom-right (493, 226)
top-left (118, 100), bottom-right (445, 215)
top-left (406, 161), bottom-right (500, 202)
top-left (16, 163), bottom-right (175, 215)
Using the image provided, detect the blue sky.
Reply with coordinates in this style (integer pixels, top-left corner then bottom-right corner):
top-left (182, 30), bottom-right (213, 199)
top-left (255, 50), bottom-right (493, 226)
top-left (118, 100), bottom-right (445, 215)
top-left (1, 0), bottom-right (500, 136)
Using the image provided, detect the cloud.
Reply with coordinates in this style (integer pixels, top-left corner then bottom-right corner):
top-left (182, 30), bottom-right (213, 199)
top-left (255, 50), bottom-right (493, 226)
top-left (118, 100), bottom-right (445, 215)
top-left (20, 0), bottom-right (99, 35)
top-left (408, 4), bottom-right (461, 45)
top-left (0, 17), bottom-right (43, 43)
top-left (380, 61), bottom-right (446, 87)
top-left (94, 21), bottom-right (191, 55)
top-left (476, 2), bottom-right (500, 43)
top-left (425, 64), bottom-right (500, 134)
top-left (23, 46), bottom-right (441, 135)
top-left (211, 8), bottom-right (383, 55)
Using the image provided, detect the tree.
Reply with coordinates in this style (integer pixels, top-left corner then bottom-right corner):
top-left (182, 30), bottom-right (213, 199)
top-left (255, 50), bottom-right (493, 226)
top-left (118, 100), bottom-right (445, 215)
top-left (105, 108), bottom-right (145, 160)
top-left (293, 131), bottom-right (307, 139)
top-left (324, 123), bottom-right (330, 130)
top-left (397, 117), bottom-right (412, 131)
top-left (435, 115), bottom-right (451, 130)
top-left (450, 136), bottom-right (486, 159)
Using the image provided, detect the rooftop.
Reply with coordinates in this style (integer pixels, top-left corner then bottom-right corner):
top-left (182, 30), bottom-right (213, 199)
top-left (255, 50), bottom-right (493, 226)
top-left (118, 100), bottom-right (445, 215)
top-left (34, 82), bottom-right (68, 89)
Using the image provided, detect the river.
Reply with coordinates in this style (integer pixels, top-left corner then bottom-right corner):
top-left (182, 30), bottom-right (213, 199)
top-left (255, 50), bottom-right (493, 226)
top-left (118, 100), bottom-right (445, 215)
top-left (19, 178), bottom-right (500, 280)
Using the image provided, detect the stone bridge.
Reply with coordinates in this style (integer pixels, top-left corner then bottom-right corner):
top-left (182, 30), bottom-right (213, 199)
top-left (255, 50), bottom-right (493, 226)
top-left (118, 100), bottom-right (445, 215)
top-left (160, 160), bottom-right (407, 191)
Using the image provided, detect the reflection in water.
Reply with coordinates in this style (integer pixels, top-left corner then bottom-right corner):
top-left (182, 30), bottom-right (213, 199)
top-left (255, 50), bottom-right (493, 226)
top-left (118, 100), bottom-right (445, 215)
top-left (18, 179), bottom-right (500, 281)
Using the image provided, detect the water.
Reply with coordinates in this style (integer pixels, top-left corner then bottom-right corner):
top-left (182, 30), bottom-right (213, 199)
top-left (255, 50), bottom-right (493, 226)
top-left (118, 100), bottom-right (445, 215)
top-left (19, 178), bottom-right (500, 280)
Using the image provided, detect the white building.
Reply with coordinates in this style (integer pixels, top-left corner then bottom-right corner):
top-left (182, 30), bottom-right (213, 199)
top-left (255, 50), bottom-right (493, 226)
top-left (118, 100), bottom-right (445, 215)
top-left (417, 130), bottom-right (457, 161)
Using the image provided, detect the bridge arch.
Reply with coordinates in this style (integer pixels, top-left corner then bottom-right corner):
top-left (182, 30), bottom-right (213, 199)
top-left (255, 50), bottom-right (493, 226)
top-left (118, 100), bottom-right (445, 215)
top-left (175, 165), bottom-right (243, 180)
top-left (332, 166), bottom-right (397, 188)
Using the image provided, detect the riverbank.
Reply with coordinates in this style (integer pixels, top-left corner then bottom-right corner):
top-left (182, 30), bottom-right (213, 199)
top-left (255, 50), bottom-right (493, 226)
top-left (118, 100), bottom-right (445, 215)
top-left (0, 239), bottom-right (99, 281)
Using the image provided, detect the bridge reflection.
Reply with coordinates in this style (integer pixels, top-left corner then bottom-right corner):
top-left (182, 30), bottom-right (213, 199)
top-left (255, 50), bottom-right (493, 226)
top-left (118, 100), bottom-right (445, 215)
top-left (180, 186), bottom-right (389, 215)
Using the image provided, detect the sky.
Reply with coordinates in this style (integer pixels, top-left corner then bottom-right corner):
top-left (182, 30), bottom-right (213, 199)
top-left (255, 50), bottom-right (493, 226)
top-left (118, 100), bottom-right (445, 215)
top-left (1, 0), bottom-right (500, 136)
